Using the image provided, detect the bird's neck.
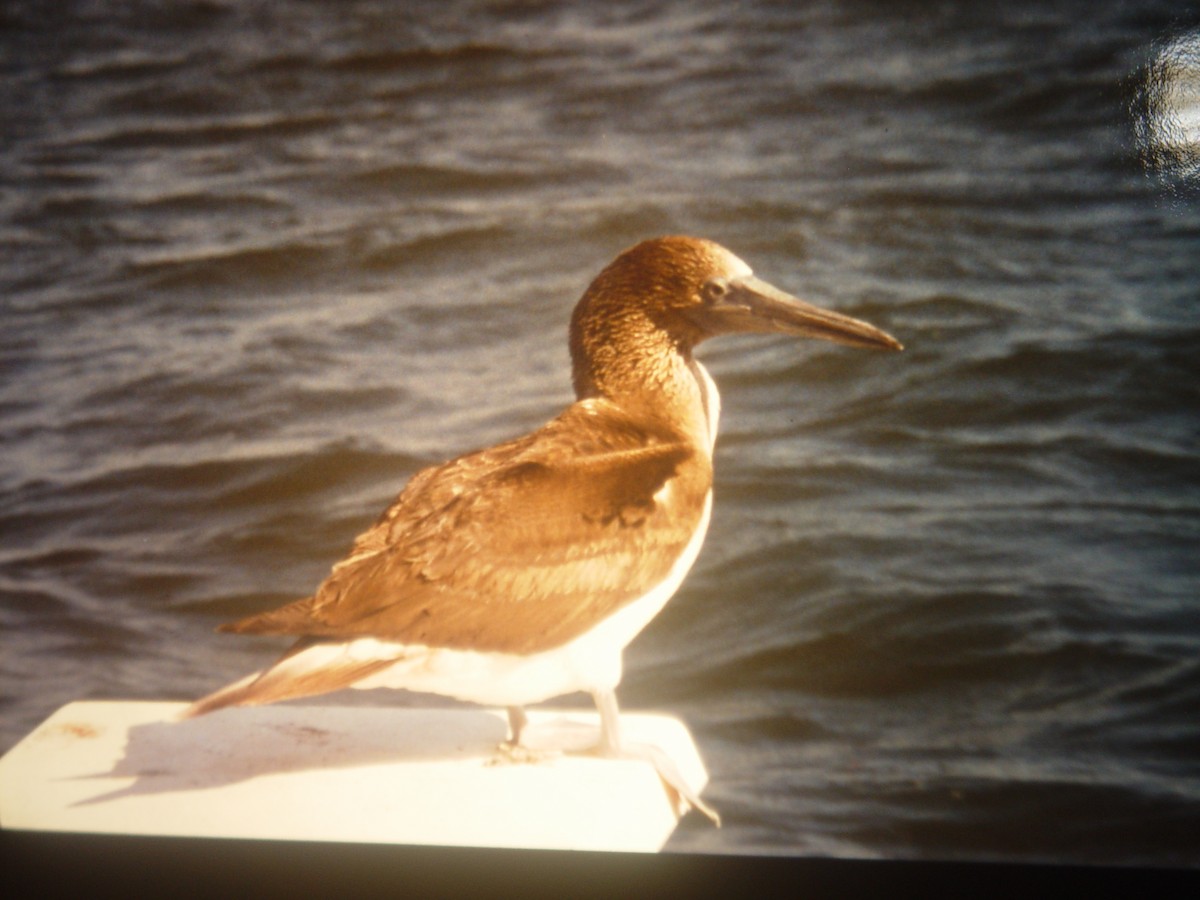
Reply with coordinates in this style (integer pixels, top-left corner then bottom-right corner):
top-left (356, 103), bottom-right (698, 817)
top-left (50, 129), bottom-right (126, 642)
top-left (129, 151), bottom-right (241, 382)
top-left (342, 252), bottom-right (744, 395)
top-left (571, 317), bottom-right (719, 453)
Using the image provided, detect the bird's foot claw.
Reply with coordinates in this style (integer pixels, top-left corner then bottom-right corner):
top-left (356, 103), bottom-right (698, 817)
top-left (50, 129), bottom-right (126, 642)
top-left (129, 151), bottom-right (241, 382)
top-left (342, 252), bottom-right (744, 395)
top-left (582, 741), bottom-right (720, 827)
top-left (486, 740), bottom-right (561, 766)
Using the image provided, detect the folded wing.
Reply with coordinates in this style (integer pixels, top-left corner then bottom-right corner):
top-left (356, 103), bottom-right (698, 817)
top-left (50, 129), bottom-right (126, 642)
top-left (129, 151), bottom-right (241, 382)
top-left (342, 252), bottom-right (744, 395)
top-left (219, 400), bottom-right (712, 655)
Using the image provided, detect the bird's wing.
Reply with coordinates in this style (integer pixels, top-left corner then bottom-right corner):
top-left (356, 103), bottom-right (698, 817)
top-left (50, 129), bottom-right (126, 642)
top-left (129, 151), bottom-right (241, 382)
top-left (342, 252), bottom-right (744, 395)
top-left (220, 401), bottom-right (712, 654)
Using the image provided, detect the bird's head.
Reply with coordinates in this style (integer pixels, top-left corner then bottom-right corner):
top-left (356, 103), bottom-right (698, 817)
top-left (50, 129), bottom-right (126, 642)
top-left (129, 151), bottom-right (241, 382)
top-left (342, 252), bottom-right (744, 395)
top-left (570, 236), bottom-right (901, 399)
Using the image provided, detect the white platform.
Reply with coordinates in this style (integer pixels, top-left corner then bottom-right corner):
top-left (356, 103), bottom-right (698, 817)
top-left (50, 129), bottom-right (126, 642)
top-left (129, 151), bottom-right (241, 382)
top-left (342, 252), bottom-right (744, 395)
top-left (0, 701), bottom-right (709, 853)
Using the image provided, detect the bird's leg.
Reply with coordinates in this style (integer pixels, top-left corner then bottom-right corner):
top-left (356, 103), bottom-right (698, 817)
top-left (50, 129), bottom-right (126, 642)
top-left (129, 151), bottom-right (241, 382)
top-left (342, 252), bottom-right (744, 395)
top-left (506, 705), bottom-right (528, 746)
top-left (592, 688), bottom-right (623, 757)
top-left (588, 688), bottom-right (720, 826)
top-left (487, 705), bottom-right (558, 766)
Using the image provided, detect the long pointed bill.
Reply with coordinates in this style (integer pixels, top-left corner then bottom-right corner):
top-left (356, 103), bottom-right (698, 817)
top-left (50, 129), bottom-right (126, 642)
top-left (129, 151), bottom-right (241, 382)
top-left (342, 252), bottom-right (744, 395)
top-left (713, 274), bottom-right (903, 351)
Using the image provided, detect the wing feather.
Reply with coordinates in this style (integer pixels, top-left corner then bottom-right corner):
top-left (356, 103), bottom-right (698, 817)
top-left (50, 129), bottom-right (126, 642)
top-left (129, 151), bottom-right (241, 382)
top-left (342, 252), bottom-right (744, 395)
top-left (220, 400), bottom-right (711, 654)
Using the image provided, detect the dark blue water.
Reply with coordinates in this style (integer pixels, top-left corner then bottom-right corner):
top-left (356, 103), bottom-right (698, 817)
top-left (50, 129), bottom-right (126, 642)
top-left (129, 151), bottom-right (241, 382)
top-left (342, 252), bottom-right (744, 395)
top-left (2, 0), bottom-right (1198, 866)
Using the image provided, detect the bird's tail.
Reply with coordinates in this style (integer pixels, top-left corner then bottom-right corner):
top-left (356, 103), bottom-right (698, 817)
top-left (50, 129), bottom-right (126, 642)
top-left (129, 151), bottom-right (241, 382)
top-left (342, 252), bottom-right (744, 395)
top-left (179, 638), bottom-right (400, 719)
top-left (180, 669), bottom-right (271, 719)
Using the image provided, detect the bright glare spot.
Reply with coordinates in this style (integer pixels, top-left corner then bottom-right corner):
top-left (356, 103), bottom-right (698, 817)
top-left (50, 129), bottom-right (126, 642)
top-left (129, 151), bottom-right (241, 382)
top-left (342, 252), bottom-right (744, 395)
top-left (1135, 29), bottom-right (1200, 188)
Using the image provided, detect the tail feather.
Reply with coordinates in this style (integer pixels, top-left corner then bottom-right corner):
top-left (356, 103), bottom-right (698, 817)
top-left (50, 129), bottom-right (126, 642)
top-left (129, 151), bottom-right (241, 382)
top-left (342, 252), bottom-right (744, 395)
top-left (181, 669), bottom-right (271, 719)
top-left (181, 638), bottom-right (401, 719)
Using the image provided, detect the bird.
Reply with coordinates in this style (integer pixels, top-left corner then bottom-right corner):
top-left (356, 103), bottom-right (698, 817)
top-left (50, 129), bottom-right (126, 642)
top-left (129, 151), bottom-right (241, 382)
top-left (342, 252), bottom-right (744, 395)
top-left (184, 235), bottom-right (902, 821)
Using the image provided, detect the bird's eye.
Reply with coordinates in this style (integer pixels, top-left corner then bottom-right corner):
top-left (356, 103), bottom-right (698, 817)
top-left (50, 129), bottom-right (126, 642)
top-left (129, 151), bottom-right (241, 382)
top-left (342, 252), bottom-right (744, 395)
top-left (702, 278), bottom-right (730, 304)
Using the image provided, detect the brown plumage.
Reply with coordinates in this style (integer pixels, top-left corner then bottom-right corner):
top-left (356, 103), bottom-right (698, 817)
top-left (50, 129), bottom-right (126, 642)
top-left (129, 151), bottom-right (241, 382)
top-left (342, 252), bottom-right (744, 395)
top-left (219, 400), bottom-right (708, 655)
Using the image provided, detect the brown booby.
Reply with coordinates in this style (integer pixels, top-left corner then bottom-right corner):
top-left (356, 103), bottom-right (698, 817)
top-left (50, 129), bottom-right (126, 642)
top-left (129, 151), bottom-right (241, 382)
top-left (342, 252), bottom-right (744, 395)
top-left (184, 236), bottom-right (902, 821)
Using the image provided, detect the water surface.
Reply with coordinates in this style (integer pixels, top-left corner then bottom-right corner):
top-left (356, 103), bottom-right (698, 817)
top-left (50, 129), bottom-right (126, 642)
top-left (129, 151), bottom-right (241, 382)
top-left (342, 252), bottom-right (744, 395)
top-left (2, 0), bottom-right (1198, 866)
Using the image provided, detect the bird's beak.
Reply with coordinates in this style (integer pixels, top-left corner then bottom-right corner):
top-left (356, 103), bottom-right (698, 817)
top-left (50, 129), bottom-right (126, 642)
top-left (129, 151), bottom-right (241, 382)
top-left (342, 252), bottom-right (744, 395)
top-left (704, 275), bottom-right (903, 351)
